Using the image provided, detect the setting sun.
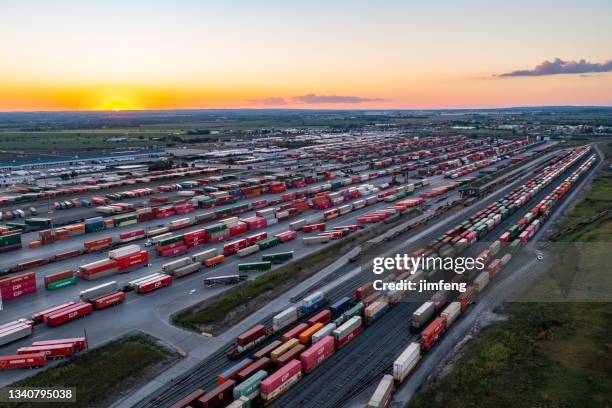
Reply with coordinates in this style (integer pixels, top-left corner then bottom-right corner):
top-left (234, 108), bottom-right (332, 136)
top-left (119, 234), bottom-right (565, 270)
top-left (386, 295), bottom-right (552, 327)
top-left (102, 98), bottom-right (132, 111)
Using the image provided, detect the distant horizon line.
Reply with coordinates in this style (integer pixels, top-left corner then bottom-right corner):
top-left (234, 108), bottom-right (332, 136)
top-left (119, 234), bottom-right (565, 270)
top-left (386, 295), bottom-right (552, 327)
top-left (1, 104), bottom-right (612, 114)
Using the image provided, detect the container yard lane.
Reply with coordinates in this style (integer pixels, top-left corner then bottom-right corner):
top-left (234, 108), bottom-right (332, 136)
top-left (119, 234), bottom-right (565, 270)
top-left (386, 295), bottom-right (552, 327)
top-left (0, 139), bottom-right (553, 389)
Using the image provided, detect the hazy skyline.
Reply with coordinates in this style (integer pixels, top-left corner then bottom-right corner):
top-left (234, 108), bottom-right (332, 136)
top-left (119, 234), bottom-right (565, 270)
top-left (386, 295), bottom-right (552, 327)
top-left (1, 0), bottom-right (611, 111)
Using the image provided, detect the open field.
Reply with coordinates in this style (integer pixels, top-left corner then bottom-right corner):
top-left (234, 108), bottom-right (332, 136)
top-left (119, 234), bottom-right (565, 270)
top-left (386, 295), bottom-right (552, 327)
top-left (10, 335), bottom-right (176, 408)
top-left (411, 302), bottom-right (612, 408)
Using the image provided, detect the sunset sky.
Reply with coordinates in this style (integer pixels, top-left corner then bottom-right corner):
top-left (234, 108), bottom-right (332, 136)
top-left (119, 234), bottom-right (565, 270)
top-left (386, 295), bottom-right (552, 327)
top-left (1, 0), bottom-right (611, 111)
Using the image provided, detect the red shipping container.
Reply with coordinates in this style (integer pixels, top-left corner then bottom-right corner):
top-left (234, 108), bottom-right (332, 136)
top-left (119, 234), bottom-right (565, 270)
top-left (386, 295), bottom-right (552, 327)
top-left (197, 380), bottom-right (235, 408)
top-left (0, 272), bottom-right (35, 288)
top-left (275, 344), bottom-right (305, 368)
top-left (32, 302), bottom-right (76, 323)
top-left (119, 229), bottom-right (146, 241)
top-left (251, 199), bottom-right (267, 208)
top-left (0, 353), bottom-right (46, 370)
top-left (137, 275), bottom-right (172, 293)
top-left (223, 239), bottom-right (248, 256)
top-left (115, 250), bottom-right (148, 270)
top-left (303, 223), bottom-right (326, 233)
top-left (362, 291), bottom-right (382, 307)
top-left (246, 231), bottom-right (267, 245)
top-left (91, 291), bottom-right (125, 309)
top-left (420, 316), bottom-right (446, 350)
top-left (242, 216), bottom-right (268, 231)
top-left (458, 286), bottom-right (476, 311)
top-left (157, 244), bottom-right (188, 257)
top-left (32, 337), bottom-right (87, 352)
top-left (45, 302), bottom-right (93, 327)
top-left (17, 343), bottom-right (75, 359)
top-left (281, 323), bottom-right (310, 342)
top-left (300, 335), bottom-right (335, 373)
top-left (0, 277), bottom-right (36, 294)
top-left (183, 229), bottom-right (206, 242)
top-left (168, 389), bottom-right (205, 408)
top-left (260, 359), bottom-right (302, 397)
top-left (44, 270), bottom-right (74, 287)
top-left (84, 237), bottom-right (113, 251)
top-left (236, 324), bottom-right (267, 347)
top-left (355, 282), bottom-right (374, 300)
top-left (275, 230), bottom-right (297, 242)
top-left (236, 357), bottom-right (272, 382)
top-left (486, 259), bottom-right (502, 277)
top-left (253, 340), bottom-right (282, 359)
top-left (228, 222), bottom-right (248, 237)
top-left (307, 309), bottom-right (332, 326)
top-left (1, 283), bottom-right (37, 301)
top-left (53, 249), bottom-right (82, 261)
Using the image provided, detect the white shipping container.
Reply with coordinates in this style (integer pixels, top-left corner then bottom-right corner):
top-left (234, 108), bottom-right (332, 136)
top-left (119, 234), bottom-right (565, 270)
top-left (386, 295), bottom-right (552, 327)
top-left (273, 306), bottom-right (298, 331)
top-left (289, 219), bottom-right (306, 231)
top-left (303, 236), bottom-right (330, 245)
top-left (441, 302), bottom-right (461, 327)
top-left (393, 342), bottom-right (421, 382)
top-left (352, 199), bottom-right (366, 209)
top-left (500, 253), bottom-right (512, 266)
top-left (191, 248), bottom-right (219, 263)
top-left (108, 244), bottom-right (141, 259)
top-left (237, 245), bottom-right (259, 257)
top-left (333, 316), bottom-right (362, 339)
top-left (474, 271), bottom-right (490, 291)
top-left (367, 375), bottom-right (394, 408)
top-left (79, 281), bottom-right (118, 301)
top-left (411, 301), bottom-right (435, 329)
top-left (172, 262), bottom-right (201, 278)
top-left (162, 257), bottom-right (192, 272)
top-left (311, 323), bottom-right (337, 344)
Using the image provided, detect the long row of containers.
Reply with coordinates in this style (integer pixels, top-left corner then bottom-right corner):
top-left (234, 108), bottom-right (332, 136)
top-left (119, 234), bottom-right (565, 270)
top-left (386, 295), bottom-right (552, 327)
top-left (6, 134), bottom-right (527, 253)
top-left (366, 147), bottom-right (596, 408)
top-left (163, 145), bottom-right (592, 408)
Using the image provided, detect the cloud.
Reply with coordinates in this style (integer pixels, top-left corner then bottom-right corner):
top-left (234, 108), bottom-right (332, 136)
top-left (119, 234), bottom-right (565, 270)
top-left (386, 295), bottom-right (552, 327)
top-left (248, 97), bottom-right (287, 106)
top-left (497, 58), bottom-right (612, 77)
top-left (293, 93), bottom-right (385, 104)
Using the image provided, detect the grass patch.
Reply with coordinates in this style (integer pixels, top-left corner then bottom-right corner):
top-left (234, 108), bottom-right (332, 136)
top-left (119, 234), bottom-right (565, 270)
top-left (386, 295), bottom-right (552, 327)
top-left (411, 303), bottom-right (612, 408)
top-left (10, 335), bottom-right (176, 408)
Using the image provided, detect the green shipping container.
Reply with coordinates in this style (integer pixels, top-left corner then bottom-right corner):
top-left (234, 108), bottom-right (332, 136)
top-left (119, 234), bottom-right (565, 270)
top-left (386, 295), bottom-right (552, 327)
top-left (156, 234), bottom-right (185, 247)
top-left (25, 218), bottom-right (52, 227)
top-left (206, 223), bottom-right (228, 234)
top-left (262, 251), bottom-right (294, 263)
top-left (214, 208), bottom-right (232, 217)
top-left (47, 276), bottom-right (78, 290)
top-left (509, 239), bottom-right (521, 254)
top-left (0, 233), bottom-right (21, 247)
top-left (85, 223), bottom-right (106, 233)
top-left (508, 225), bottom-right (519, 239)
top-left (238, 261), bottom-right (272, 272)
top-left (257, 237), bottom-right (279, 250)
top-left (233, 370), bottom-right (267, 400)
top-left (476, 225), bottom-right (488, 238)
top-left (343, 302), bottom-right (364, 320)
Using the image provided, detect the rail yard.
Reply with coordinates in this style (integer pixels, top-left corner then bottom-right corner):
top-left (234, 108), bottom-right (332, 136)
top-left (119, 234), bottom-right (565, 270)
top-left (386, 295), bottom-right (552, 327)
top-left (0, 128), bottom-right (603, 408)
